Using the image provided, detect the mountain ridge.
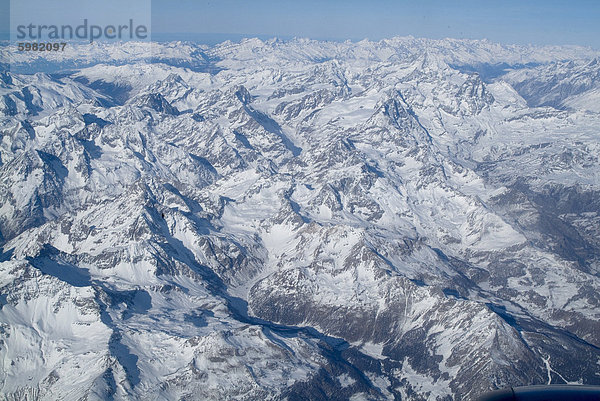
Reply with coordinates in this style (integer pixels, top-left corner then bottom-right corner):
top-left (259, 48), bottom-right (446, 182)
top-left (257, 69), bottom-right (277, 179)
top-left (1, 37), bottom-right (600, 400)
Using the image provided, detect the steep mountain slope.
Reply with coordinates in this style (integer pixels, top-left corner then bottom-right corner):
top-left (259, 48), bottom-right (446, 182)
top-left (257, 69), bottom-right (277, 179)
top-left (502, 58), bottom-right (600, 110)
top-left (1, 37), bottom-right (600, 400)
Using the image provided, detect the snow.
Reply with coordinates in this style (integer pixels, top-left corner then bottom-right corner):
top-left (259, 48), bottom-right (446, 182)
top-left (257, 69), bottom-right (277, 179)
top-left (399, 359), bottom-right (453, 399)
top-left (1, 35), bottom-right (600, 400)
top-left (358, 341), bottom-right (385, 360)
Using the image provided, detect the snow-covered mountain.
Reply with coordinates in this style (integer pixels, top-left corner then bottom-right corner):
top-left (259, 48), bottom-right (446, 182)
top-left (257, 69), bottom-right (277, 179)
top-left (502, 57), bottom-right (600, 111)
top-left (1, 37), bottom-right (600, 400)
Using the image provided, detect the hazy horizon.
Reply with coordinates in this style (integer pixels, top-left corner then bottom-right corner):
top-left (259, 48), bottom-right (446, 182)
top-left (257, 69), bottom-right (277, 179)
top-left (1, 0), bottom-right (600, 49)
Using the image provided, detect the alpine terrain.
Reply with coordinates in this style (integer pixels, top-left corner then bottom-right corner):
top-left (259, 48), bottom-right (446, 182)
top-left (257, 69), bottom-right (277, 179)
top-left (1, 37), bottom-right (600, 400)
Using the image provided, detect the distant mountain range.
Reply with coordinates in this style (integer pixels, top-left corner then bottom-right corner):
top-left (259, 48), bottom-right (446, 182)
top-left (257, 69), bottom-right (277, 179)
top-left (1, 37), bottom-right (600, 400)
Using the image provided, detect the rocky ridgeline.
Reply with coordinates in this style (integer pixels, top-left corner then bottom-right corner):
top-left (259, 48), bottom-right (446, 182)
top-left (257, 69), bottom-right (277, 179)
top-left (1, 37), bottom-right (600, 400)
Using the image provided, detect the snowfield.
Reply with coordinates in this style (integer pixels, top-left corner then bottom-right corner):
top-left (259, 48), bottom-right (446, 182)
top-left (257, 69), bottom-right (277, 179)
top-left (1, 36), bottom-right (600, 400)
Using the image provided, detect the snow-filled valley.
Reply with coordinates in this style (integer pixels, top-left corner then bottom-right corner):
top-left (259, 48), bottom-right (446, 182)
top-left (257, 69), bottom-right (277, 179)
top-left (1, 37), bottom-right (600, 400)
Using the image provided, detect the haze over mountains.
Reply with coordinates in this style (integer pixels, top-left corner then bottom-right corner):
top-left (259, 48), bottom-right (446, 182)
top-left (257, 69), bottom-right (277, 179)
top-left (1, 37), bottom-right (600, 400)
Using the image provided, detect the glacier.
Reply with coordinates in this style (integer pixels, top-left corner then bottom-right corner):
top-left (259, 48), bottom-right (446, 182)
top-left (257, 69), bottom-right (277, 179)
top-left (1, 37), bottom-right (600, 400)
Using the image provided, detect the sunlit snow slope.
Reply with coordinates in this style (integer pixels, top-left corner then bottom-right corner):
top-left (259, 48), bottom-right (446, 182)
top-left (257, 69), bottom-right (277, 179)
top-left (1, 37), bottom-right (600, 400)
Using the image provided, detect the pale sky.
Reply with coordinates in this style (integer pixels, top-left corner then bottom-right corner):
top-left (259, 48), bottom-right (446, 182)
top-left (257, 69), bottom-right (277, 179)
top-left (2, 0), bottom-right (600, 48)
